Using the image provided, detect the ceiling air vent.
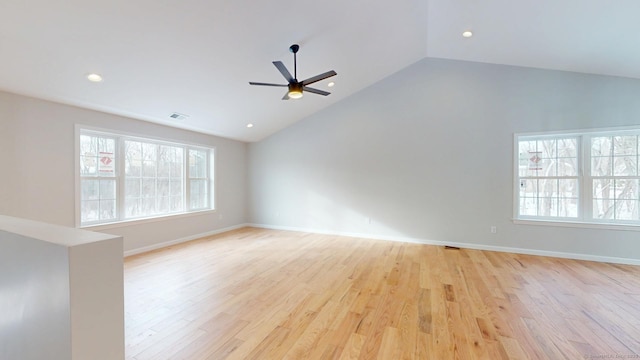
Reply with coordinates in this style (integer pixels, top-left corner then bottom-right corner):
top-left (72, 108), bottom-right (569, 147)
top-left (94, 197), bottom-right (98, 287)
top-left (169, 112), bottom-right (189, 120)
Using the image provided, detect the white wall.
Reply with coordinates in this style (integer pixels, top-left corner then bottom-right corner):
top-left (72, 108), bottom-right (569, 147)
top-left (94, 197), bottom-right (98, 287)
top-left (0, 91), bottom-right (247, 252)
top-left (248, 58), bottom-right (640, 263)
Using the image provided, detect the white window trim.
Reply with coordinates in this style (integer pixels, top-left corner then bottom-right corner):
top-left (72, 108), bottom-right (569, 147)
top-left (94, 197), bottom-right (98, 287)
top-left (513, 219), bottom-right (640, 232)
top-left (75, 124), bottom-right (217, 228)
top-left (513, 125), bottom-right (640, 230)
top-left (81, 208), bottom-right (217, 231)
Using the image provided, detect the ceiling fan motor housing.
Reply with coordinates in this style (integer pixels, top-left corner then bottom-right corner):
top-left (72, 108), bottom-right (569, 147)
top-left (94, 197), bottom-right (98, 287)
top-left (288, 82), bottom-right (302, 92)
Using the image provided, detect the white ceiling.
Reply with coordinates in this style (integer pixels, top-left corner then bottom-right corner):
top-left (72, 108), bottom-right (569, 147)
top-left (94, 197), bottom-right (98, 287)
top-left (1, 0), bottom-right (639, 142)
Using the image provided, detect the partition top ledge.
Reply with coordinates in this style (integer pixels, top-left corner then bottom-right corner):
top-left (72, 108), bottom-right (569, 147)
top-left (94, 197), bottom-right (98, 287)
top-left (0, 215), bottom-right (119, 247)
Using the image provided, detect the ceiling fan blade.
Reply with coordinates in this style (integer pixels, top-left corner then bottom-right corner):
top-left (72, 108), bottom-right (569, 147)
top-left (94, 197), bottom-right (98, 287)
top-left (273, 61), bottom-right (294, 82)
top-left (282, 92), bottom-right (290, 100)
top-left (303, 86), bottom-right (330, 96)
top-left (301, 70), bottom-right (337, 86)
top-left (249, 82), bottom-right (288, 87)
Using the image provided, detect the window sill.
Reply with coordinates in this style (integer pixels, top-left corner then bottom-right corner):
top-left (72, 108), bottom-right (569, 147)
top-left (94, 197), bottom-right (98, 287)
top-left (80, 209), bottom-right (217, 231)
top-left (513, 218), bottom-right (640, 232)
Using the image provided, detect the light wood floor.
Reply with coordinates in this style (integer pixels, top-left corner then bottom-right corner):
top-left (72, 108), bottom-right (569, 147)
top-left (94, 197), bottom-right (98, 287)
top-left (124, 227), bottom-right (640, 359)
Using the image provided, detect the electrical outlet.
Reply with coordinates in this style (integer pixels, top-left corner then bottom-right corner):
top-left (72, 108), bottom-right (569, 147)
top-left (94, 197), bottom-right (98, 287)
top-left (490, 226), bottom-right (497, 234)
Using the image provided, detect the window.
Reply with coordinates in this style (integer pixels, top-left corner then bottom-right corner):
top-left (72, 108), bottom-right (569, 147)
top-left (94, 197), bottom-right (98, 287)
top-left (515, 128), bottom-right (640, 226)
top-left (79, 129), bottom-right (214, 226)
top-left (517, 137), bottom-right (579, 218)
top-left (590, 135), bottom-right (639, 221)
top-left (79, 134), bottom-right (117, 223)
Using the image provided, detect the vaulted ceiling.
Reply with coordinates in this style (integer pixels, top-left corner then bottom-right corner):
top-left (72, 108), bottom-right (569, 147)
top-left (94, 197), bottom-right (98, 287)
top-left (1, 0), bottom-right (639, 142)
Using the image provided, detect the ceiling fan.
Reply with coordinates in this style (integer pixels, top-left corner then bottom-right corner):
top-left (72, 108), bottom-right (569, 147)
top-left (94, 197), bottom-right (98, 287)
top-left (249, 44), bottom-right (337, 100)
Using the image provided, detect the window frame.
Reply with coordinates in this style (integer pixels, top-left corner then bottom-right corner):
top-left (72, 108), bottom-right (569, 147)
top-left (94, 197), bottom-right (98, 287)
top-left (78, 133), bottom-right (119, 224)
top-left (513, 126), bottom-right (640, 231)
top-left (187, 148), bottom-right (212, 211)
top-left (75, 125), bottom-right (216, 229)
top-left (516, 134), bottom-right (580, 220)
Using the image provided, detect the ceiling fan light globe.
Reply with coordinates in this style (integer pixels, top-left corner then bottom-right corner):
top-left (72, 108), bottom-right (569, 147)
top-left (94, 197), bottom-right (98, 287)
top-left (288, 90), bottom-right (303, 99)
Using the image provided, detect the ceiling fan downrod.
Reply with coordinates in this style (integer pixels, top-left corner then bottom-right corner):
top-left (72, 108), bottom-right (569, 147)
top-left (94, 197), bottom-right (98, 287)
top-left (290, 44), bottom-right (299, 80)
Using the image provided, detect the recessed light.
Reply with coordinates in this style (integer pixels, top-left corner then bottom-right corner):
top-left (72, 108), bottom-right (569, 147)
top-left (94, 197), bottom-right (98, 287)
top-left (87, 73), bottom-right (103, 82)
top-left (247, 123), bottom-right (254, 128)
top-left (462, 30), bottom-right (473, 38)
top-left (327, 82), bottom-right (335, 87)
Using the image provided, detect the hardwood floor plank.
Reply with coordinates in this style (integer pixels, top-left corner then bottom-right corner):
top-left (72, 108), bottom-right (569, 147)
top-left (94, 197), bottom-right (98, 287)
top-left (338, 333), bottom-right (366, 360)
top-left (244, 326), bottom-right (290, 360)
top-left (123, 227), bottom-right (640, 359)
top-left (281, 299), bottom-right (344, 359)
top-left (416, 331), bottom-right (430, 359)
top-left (375, 327), bottom-right (401, 360)
top-left (498, 335), bottom-right (529, 360)
top-left (397, 301), bottom-right (418, 359)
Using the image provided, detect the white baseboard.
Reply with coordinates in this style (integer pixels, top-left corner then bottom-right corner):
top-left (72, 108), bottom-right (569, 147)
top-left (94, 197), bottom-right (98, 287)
top-left (248, 223), bottom-right (640, 266)
top-left (123, 223), bottom-right (249, 257)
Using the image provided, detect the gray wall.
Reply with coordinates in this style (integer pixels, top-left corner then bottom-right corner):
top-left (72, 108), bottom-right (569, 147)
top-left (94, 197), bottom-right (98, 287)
top-left (0, 91), bottom-right (248, 252)
top-left (0, 230), bottom-right (71, 360)
top-left (248, 58), bottom-right (640, 262)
